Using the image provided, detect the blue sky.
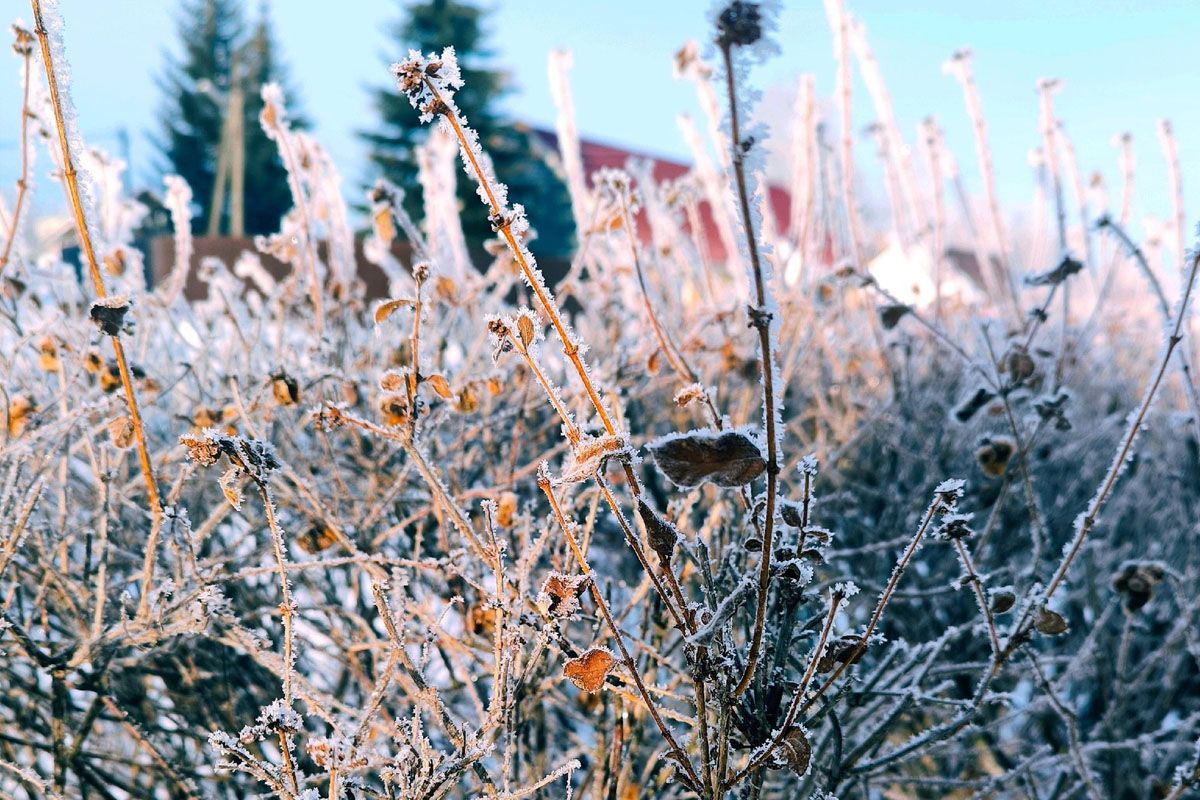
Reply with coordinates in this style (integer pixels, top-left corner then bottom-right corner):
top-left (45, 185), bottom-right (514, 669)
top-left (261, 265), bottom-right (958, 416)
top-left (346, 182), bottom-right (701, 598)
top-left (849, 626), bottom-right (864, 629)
top-left (2, 0), bottom-right (1197, 242)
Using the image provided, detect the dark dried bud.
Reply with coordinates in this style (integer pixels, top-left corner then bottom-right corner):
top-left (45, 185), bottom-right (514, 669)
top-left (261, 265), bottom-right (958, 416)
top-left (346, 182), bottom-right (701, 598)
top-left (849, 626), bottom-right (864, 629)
top-left (1001, 344), bottom-right (1036, 385)
top-left (878, 303), bottom-right (911, 330)
top-left (1111, 561), bottom-right (1165, 613)
top-left (716, 1), bottom-right (763, 48)
top-left (989, 588), bottom-right (1017, 614)
top-left (1035, 607), bottom-right (1068, 636)
top-left (975, 436), bottom-right (1015, 478)
top-left (954, 386), bottom-right (996, 423)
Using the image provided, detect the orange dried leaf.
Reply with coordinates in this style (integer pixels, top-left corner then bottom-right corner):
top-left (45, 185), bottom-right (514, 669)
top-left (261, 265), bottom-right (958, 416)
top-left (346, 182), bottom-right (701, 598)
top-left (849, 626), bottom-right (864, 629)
top-left (563, 648), bottom-right (616, 693)
top-left (426, 373), bottom-right (453, 399)
top-left (374, 297), bottom-right (416, 324)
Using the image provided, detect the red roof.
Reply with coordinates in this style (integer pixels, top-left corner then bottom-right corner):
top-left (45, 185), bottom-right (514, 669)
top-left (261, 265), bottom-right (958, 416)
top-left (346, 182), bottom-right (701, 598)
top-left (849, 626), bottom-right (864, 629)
top-left (531, 128), bottom-right (791, 263)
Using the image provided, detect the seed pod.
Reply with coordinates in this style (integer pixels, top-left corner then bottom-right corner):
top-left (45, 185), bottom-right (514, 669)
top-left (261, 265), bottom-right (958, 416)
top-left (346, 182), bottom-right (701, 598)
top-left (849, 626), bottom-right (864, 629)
top-left (1035, 608), bottom-right (1068, 636)
top-left (989, 588), bottom-right (1017, 614)
top-left (1002, 344), bottom-right (1036, 385)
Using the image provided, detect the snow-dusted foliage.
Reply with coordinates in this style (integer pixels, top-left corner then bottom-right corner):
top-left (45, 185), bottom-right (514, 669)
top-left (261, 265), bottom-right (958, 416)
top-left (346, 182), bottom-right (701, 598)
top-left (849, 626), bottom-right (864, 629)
top-left (2, 2), bottom-right (1200, 799)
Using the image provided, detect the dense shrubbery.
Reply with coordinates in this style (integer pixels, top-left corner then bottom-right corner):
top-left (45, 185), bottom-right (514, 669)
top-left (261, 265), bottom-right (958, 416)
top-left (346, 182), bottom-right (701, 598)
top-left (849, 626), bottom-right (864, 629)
top-left (2, 2), bottom-right (1200, 799)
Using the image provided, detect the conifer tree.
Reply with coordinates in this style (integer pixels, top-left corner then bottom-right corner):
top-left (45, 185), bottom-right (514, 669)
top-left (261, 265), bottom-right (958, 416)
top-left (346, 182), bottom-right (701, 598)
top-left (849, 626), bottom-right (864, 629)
top-left (156, 0), bottom-right (305, 236)
top-left (363, 0), bottom-right (575, 260)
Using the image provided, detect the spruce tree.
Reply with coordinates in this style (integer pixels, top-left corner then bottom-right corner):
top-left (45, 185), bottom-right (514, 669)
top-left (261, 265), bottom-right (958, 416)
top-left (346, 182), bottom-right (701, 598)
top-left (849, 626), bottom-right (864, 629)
top-left (156, 0), bottom-right (304, 236)
top-left (364, 0), bottom-right (576, 261)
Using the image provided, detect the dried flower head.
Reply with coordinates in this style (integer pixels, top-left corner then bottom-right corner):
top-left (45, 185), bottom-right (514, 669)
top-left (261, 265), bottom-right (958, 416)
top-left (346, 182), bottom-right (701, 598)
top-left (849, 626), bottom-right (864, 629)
top-left (1111, 561), bottom-right (1165, 613)
top-left (975, 436), bottom-right (1015, 477)
top-left (715, 1), bottom-right (763, 48)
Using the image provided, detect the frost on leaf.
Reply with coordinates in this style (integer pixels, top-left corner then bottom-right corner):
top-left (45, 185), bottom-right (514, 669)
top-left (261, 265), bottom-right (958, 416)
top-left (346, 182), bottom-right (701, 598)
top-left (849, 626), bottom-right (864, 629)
top-left (774, 728), bottom-right (812, 776)
top-left (648, 428), bottom-right (766, 487)
top-left (538, 572), bottom-right (590, 619)
top-left (90, 295), bottom-right (130, 336)
top-left (563, 647), bottom-right (616, 693)
top-left (560, 434), bottom-right (626, 483)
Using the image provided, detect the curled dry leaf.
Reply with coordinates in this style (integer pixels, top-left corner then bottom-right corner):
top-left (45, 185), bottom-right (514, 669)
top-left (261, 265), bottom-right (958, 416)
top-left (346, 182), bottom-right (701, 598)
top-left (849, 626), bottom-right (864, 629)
top-left (6, 396), bottom-right (35, 436)
top-left (560, 434), bottom-right (626, 483)
top-left (563, 647), bottom-right (616, 693)
top-left (878, 303), bottom-right (911, 330)
top-left (425, 373), bottom-right (453, 399)
top-left (954, 386), bottom-right (997, 423)
top-left (108, 416), bottom-right (135, 449)
top-left (538, 572), bottom-right (591, 618)
top-left (776, 728), bottom-right (812, 776)
top-left (456, 384), bottom-right (479, 413)
top-left (1026, 254), bottom-right (1083, 287)
top-left (218, 466), bottom-right (243, 511)
top-left (374, 297), bottom-right (416, 324)
top-left (989, 587), bottom-right (1017, 614)
top-left (271, 371), bottom-right (300, 406)
top-left (636, 498), bottom-right (679, 565)
top-left (466, 603), bottom-right (499, 638)
top-left (817, 634), bottom-right (865, 673)
top-left (648, 429), bottom-right (766, 488)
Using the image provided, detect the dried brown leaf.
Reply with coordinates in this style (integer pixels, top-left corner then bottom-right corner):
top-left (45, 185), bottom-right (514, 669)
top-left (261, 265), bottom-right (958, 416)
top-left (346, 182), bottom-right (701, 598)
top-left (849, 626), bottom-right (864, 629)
top-left (563, 648), bottom-right (616, 693)
top-left (648, 429), bottom-right (765, 488)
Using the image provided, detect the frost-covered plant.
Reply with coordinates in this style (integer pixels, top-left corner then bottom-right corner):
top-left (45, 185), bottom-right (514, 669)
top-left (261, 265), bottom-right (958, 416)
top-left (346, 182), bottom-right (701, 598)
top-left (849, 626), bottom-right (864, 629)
top-left (2, 1), bottom-right (1200, 799)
